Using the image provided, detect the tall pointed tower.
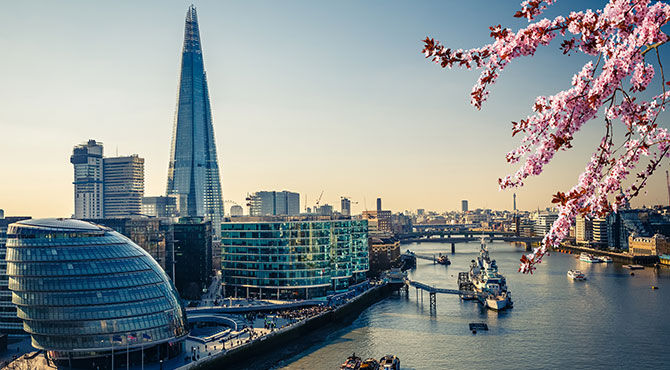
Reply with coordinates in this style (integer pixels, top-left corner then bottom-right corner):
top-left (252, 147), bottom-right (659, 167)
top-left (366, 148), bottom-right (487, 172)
top-left (167, 5), bottom-right (224, 233)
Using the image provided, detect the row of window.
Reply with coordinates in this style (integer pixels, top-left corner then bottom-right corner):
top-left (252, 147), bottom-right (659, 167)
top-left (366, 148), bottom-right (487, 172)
top-left (8, 271), bottom-right (163, 292)
top-left (17, 297), bottom-right (172, 322)
top-left (6, 234), bottom-right (130, 247)
top-left (23, 310), bottom-right (178, 336)
top-left (224, 276), bottom-right (331, 288)
top-left (6, 258), bottom-right (149, 277)
top-left (12, 283), bottom-right (169, 307)
top-left (6, 243), bottom-right (143, 262)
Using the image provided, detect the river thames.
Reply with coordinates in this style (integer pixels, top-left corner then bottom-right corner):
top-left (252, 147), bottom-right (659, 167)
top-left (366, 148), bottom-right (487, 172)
top-left (273, 241), bottom-right (669, 369)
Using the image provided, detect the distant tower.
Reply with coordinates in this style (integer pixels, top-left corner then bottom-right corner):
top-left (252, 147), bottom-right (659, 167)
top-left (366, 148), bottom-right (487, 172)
top-left (461, 200), bottom-right (468, 212)
top-left (70, 140), bottom-right (104, 219)
top-left (341, 197), bottom-right (351, 217)
top-left (513, 193), bottom-right (517, 212)
top-left (166, 5), bottom-right (224, 235)
top-left (376, 198), bottom-right (382, 212)
top-left (103, 155), bottom-right (144, 217)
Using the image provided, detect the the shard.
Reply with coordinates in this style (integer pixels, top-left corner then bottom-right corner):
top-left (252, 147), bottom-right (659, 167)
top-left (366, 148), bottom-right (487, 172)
top-left (167, 5), bottom-right (224, 232)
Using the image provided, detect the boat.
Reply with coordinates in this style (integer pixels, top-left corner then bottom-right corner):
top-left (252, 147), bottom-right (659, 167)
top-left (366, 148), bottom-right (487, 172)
top-left (579, 252), bottom-right (601, 263)
top-left (469, 237), bottom-right (513, 311)
top-left (360, 358), bottom-right (380, 370)
top-left (341, 354), bottom-right (362, 369)
top-left (437, 254), bottom-right (451, 265)
top-left (379, 355), bottom-right (400, 370)
top-left (623, 264), bottom-right (644, 270)
top-left (659, 254), bottom-right (670, 266)
top-left (567, 269), bottom-right (586, 281)
top-left (597, 256), bottom-right (613, 263)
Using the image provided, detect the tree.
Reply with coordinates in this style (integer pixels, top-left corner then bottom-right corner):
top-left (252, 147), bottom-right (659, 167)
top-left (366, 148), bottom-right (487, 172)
top-left (422, 0), bottom-right (670, 273)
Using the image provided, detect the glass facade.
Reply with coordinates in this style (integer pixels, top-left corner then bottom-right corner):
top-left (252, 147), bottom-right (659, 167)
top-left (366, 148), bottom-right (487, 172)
top-left (5, 218), bottom-right (187, 360)
top-left (221, 219), bottom-right (368, 299)
top-left (166, 5), bottom-right (224, 235)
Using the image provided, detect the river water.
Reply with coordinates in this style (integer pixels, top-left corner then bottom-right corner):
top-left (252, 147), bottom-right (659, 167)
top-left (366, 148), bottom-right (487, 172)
top-left (277, 241), bottom-right (670, 369)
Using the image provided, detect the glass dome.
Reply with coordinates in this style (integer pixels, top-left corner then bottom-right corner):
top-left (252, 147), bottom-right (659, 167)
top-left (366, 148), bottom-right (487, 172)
top-left (5, 218), bottom-right (187, 357)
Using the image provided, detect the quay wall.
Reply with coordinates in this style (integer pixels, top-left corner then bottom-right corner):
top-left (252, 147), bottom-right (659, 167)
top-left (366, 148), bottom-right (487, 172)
top-left (187, 284), bottom-right (395, 369)
top-left (554, 244), bottom-right (660, 265)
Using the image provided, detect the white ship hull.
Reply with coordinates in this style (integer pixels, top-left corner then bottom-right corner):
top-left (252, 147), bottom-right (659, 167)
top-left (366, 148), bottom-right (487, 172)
top-left (485, 296), bottom-right (511, 311)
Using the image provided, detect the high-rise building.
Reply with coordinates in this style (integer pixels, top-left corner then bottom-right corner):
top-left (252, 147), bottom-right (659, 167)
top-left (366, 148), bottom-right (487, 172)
top-left (247, 191), bottom-right (300, 216)
top-left (376, 198), bottom-right (382, 212)
top-left (142, 195), bottom-right (180, 218)
top-left (229, 205), bottom-right (244, 216)
top-left (513, 193), bottom-right (517, 211)
top-left (575, 216), bottom-right (593, 244)
top-left (341, 197), bottom-right (351, 217)
top-left (166, 6), bottom-right (224, 236)
top-left (461, 200), bottom-right (469, 212)
top-left (316, 204), bottom-right (334, 216)
top-left (70, 140), bottom-right (104, 219)
top-left (103, 155), bottom-right (144, 217)
top-left (173, 217), bottom-right (212, 300)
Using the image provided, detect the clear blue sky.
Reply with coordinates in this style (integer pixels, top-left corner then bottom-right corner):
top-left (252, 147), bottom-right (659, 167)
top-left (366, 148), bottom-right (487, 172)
top-left (1, 0), bottom-right (669, 217)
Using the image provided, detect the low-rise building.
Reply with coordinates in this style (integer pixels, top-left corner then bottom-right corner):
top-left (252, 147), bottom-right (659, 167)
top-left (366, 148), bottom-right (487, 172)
top-left (628, 233), bottom-right (670, 256)
top-left (369, 237), bottom-right (400, 275)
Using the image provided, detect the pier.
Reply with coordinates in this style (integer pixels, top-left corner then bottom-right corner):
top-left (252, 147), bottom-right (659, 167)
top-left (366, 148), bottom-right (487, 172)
top-left (404, 277), bottom-right (482, 311)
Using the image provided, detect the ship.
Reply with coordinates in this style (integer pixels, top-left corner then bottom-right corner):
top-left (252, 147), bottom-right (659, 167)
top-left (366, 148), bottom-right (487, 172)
top-left (360, 358), bottom-right (380, 370)
top-left (379, 355), bottom-right (400, 370)
top-left (579, 252), bottom-right (601, 263)
top-left (567, 269), bottom-right (586, 281)
top-left (597, 255), bottom-right (613, 263)
top-left (341, 353), bottom-right (362, 369)
top-left (469, 238), bottom-right (513, 311)
top-left (437, 254), bottom-right (451, 265)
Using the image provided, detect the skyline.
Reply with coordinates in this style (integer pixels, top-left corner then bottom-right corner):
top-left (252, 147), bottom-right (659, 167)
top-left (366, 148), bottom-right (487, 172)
top-left (2, 0), bottom-right (670, 218)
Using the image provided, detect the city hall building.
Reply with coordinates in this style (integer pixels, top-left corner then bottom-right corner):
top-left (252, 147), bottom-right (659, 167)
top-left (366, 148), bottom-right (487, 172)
top-left (221, 217), bottom-right (369, 299)
top-left (5, 218), bottom-right (187, 367)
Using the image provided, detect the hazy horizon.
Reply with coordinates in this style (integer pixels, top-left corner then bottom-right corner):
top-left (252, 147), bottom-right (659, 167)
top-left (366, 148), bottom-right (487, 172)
top-left (2, 0), bottom-right (670, 218)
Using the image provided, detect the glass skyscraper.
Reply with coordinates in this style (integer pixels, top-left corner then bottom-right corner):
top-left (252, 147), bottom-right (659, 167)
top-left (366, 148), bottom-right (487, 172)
top-left (166, 5), bottom-right (224, 234)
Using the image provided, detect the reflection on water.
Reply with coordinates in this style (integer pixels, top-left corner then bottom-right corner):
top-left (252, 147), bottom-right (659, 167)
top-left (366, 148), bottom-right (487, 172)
top-left (276, 242), bottom-right (669, 369)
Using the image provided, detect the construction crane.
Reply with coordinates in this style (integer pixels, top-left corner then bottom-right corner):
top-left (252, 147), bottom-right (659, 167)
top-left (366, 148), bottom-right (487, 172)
top-left (340, 196), bottom-right (358, 205)
top-left (314, 190), bottom-right (324, 210)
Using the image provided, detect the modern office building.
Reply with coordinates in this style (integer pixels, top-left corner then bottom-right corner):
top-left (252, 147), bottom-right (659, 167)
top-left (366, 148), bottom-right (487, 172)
top-left (229, 205), bottom-right (244, 217)
top-left (362, 210), bottom-right (392, 235)
top-left (534, 213), bottom-right (558, 237)
top-left (461, 200), bottom-right (469, 212)
top-left (221, 217), bottom-right (368, 299)
top-left (316, 204), bottom-right (334, 216)
top-left (166, 5), bottom-right (224, 236)
top-left (5, 218), bottom-right (187, 367)
top-left (103, 155), bottom-right (144, 217)
top-left (606, 209), bottom-right (670, 250)
top-left (575, 216), bottom-right (593, 244)
top-left (172, 217), bottom-right (212, 300)
top-left (247, 191), bottom-right (300, 216)
top-left (0, 214), bottom-right (30, 336)
top-left (341, 197), bottom-right (351, 217)
top-left (70, 140), bottom-right (104, 219)
top-left (142, 195), bottom-right (180, 218)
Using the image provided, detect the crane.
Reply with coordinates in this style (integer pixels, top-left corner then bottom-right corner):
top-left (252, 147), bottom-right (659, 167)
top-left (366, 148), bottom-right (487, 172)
top-left (315, 190), bottom-right (324, 209)
top-left (340, 196), bottom-right (358, 205)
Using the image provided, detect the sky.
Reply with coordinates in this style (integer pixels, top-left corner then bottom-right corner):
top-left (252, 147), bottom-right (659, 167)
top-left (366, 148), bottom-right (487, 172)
top-left (1, 0), bottom-right (670, 218)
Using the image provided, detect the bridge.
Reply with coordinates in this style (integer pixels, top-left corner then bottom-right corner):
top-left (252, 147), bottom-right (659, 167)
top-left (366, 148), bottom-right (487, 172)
top-left (397, 229), bottom-right (542, 251)
top-left (404, 250), bottom-right (449, 264)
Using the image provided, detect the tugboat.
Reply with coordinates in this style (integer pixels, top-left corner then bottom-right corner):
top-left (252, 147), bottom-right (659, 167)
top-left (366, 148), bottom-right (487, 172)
top-left (379, 355), bottom-right (400, 370)
top-left (567, 269), bottom-right (587, 281)
top-left (360, 358), bottom-right (380, 369)
top-left (437, 254), bottom-right (450, 265)
top-left (469, 238), bottom-right (513, 311)
top-left (341, 353), bottom-right (362, 369)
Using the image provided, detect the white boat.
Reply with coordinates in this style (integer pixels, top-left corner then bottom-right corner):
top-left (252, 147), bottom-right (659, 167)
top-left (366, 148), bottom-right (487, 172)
top-left (579, 252), bottom-right (601, 263)
top-left (469, 238), bottom-right (512, 311)
top-left (567, 269), bottom-right (586, 280)
top-left (598, 256), bottom-right (613, 263)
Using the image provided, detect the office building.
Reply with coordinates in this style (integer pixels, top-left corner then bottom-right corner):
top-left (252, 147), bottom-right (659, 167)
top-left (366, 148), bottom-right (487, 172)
top-left (462, 200), bottom-right (469, 212)
top-left (606, 209), bottom-right (670, 250)
top-left (341, 197), bottom-right (351, 217)
top-left (0, 213), bottom-right (30, 336)
top-left (628, 233), bottom-right (670, 256)
top-left (173, 217), bottom-right (212, 300)
top-left (369, 237), bottom-right (400, 275)
top-left (103, 155), bottom-right (144, 217)
top-left (70, 140), bottom-right (104, 219)
top-left (166, 6), bottom-right (224, 236)
top-left (247, 191), bottom-right (300, 216)
top-left (221, 217), bottom-right (368, 299)
top-left (142, 195), bottom-right (180, 218)
top-left (376, 198), bottom-right (382, 212)
top-left (575, 216), bottom-right (593, 244)
top-left (534, 213), bottom-right (558, 237)
top-left (316, 204), bottom-right (334, 216)
top-left (5, 219), bottom-right (187, 367)
top-left (229, 205), bottom-right (244, 216)
top-left (362, 210), bottom-right (392, 235)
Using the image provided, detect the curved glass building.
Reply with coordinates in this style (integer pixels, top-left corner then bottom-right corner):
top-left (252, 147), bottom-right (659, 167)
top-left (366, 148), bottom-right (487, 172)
top-left (5, 218), bottom-right (187, 364)
top-left (221, 218), bottom-right (368, 299)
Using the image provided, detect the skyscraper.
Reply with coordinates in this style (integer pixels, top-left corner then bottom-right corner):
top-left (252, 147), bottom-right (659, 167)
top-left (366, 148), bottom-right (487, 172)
top-left (247, 191), bottom-right (300, 216)
top-left (341, 197), bottom-right (351, 217)
top-left (166, 6), bottom-right (224, 235)
top-left (103, 155), bottom-right (144, 217)
top-left (376, 198), bottom-right (382, 212)
top-left (462, 200), bottom-right (469, 212)
top-left (70, 140), bottom-right (104, 219)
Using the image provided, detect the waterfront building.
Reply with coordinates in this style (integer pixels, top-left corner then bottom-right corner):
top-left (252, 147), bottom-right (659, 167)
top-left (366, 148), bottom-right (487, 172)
top-left (369, 237), bottom-right (400, 276)
top-left (142, 195), bottom-right (180, 218)
top-left (0, 214), bottom-right (30, 336)
top-left (5, 219), bottom-right (187, 367)
top-left (575, 216), bottom-right (593, 244)
top-left (606, 209), bottom-right (670, 250)
top-left (221, 217), bottom-right (368, 299)
top-left (103, 155), bottom-right (144, 217)
top-left (247, 191), bottom-right (300, 216)
top-left (534, 213), bottom-right (558, 237)
top-left (166, 5), bottom-right (224, 236)
top-left (462, 200), bottom-right (469, 212)
top-left (628, 233), bottom-right (670, 256)
top-left (592, 217), bottom-right (608, 247)
top-left (173, 217), bottom-right (212, 300)
top-left (341, 197), bottom-right (351, 217)
top-left (229, 205), bottom-right (244, 217)
top-left (70, 140), bottom-right (104, 219)
top-left (85, 217), bottom-right (170, 271)
top-left (362, 210), bottom-right (392, 235)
